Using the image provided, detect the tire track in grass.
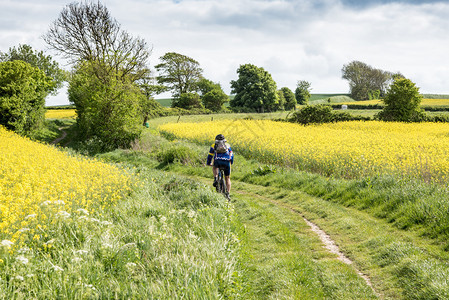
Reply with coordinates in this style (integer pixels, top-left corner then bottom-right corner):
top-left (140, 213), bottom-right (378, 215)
top-left (235, 189), bottom-right (379, 297)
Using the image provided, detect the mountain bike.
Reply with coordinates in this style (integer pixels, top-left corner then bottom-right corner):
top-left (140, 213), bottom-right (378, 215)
top-left (216, 166), bottom-right (230, 200)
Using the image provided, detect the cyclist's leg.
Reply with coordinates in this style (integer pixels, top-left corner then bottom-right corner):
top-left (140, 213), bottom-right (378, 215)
top-left (223, 162), bottom-right (231, 193)
top-left (225, 175), bottom-right (231, 193)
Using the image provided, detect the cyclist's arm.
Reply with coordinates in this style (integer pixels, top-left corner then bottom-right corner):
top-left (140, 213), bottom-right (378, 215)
top-left (229, 146), bottom-right (234, 165)
top-left (206, 145), bottom-right (215, 165)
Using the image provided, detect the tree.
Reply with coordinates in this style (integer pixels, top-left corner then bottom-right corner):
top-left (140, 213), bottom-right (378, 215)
top-left (68, 61), bottom-right (144, 151)
top-left (197, 78), bottom-right (229, 112)
top-left (377, 77), bottom-right (425, 122)
top-left (171, 92), bottom-right (203, 110)
top-left (230, 64), bottom-right (278, 113)
top-left (341, 61), bottom-right (395, 101)
top-left (276, 90), bottom-right (285, 111)
top-left (155, 52), bottom-right (203, 98)
top-left (43, 1), bottom-right (150, 82)
top-left (281, 87), bottom-right (296, 110)
top-left (0, 44), bottom-right (66, 94)
top-left (0, 61), bottom-right (54, 135)
top-left (295, 80), bottom-right (311, 105)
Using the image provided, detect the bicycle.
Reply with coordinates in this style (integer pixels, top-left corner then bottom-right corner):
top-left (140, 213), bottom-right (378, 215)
top-left (216, 166), bottom-right (230, 200)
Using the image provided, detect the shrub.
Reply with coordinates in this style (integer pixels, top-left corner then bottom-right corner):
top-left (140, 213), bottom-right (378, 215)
top-left (377, 77), bottom-right (425, 122)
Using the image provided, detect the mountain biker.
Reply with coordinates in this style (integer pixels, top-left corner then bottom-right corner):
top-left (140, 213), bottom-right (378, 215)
top-left (207, 134), bottom-right (233, 195)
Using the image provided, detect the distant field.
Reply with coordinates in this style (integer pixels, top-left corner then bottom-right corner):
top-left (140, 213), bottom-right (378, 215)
top-left (339, 99), bottom-right (449, 106)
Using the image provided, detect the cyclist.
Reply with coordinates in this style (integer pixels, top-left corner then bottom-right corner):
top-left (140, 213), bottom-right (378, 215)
top-left (207, 134), bottom-right (233, 195)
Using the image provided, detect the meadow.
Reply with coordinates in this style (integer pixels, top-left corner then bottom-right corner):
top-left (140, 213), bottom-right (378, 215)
top-left (0, 125), bottom-right (243, 298)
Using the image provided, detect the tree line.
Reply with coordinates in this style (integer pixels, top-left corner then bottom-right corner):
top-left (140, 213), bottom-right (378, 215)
top-left (0, 1), bottom-right (424, 151)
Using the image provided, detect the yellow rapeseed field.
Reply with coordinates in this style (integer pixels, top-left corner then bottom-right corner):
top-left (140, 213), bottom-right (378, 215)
top-left (0, 126), bottom-right (133, 251)
top-left (340, 98), bottom-right (449, 106)
top-left (159, 120), bottom-right (449, 183)
top-left (45, 109), bottom-right (77, 119)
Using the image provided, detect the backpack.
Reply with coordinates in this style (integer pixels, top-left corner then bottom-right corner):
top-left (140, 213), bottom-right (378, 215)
top-left (214, 139), bottom-right (228, 154)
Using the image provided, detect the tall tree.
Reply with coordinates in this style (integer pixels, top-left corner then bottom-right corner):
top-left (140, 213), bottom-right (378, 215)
top-left (155, 52), bottom-right (203, 98)
top-left (69, 60), bottom-right (144, 151)
top-left (281, 87), bottom-right (296, 110)
top-left (295, 80), bottom-right (311, 105)
top-left (0, 61), bottom-right (54, 136)
top-left (341, 61), bottom-right (394, 101)
top-left (0, 44), bottom-right (66, 93)
top-left (197, 78), bottom-right (228, 112)
top-left (43, 1), bottom-right (150, 82)
top-left (230, 64), bottom-right (278, 113)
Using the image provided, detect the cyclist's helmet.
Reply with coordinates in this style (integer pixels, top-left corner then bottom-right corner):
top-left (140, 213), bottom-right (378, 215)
top-left (215, 134), bottom-right (225, 141)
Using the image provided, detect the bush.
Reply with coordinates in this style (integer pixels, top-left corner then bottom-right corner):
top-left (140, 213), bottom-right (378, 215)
top-left (288, 104), bottom-right (370, 125)
top-left (377, 77), bottom-right (424, 122)
top-left (156, 144), bottom-right (203, 165)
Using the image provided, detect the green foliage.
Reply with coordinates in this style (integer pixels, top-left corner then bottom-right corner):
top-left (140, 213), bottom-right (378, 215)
top-left (171, 92), bottom-right (203, 110)
top-left (276, 89), bottom-right (285, 111)
top-left (0, 44), bottom-right (66, 94)
top-left (281, 86), bottom-right (296, 110)
top-left (68, 61), bottom-right (143, 151)
top-left (197, 78), bottom-right (229, 112)
top-left (295, 80), bottom-right (311, 105)
top-left (342, 61), bottom-right (396, 100)
top-left (288, 104), bottom-right (370, 125)
top-left (155, 52), bottom-right (203, 97)
top-left (377, 77), bottom-right (425, 122)
top-left (0, 60), bottom-right (54, 136)
top-left (155, 143), bottom-right (204, 165)
top-left (230, 64), bottom-right (278, 113)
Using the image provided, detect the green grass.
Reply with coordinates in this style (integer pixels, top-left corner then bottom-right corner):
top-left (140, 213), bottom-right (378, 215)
top-left (0, 166), bottom-right (243, 298)
top-left (129, 129), bottom-right (449, 298)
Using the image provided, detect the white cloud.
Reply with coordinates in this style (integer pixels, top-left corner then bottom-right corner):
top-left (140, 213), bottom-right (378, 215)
top-left (1, 0), bottom-right (449, 105)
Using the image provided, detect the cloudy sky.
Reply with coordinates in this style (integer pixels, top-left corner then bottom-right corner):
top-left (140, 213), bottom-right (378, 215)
top-left (1, 0), bottom-right (449, 105)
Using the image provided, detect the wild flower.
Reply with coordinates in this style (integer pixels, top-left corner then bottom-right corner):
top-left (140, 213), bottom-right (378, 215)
top-left (52, 265), bottom-right (64, 272)
top-left (16, 256), bottom-right (29, 264)
top-left (1, 240), bottom-right (14, 247)
top-left (14, 275), bottom-right (24, 281)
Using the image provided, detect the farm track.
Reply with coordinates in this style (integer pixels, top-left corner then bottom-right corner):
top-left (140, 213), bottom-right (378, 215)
top-left (183, 174), bottom-right (381, 298)
top-left (50, 127), bottom-right (68, 145)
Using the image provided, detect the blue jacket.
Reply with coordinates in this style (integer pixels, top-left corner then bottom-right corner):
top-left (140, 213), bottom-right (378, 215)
top-left (207, 143), bottom-right (234, 165)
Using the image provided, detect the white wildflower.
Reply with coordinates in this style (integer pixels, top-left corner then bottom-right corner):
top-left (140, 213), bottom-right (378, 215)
top-left (1, 240), bottom-right (14, 247)
top-left (44, 239), bottom-right (55, 245)
top-left (125, 262), bottom-right (137, 268)
top-left (76, 208), bottom-right (89, 215)
top-left (78, 215), bottom-right (89, 220)
top-left (102, 243), bottom-right (113, 248)
top-left (26, 274), bottom-right (34, 278)
top-left (101, 221), bottom-right (112, 226)
top-left (18, 228), bottom-right (30, 232)
top-left (160, 216), bottom-right (167, 223)
top-left (24, 214), bottom-right (37, 220)
top-left (71, 257), bottom-right (82, 263)
top-left (83, 283), bottom-right (97, 291)
top-left (16, 256), bottom-right (29, 264)
top-left (75, 250), bottom-right (88, 255)
top-left (89, 218), bottom-right (100, 223)
top-left (52, 265), bottom-right (64, 272)
top-left (187, 210), bottom-right (196, 218)
top-left (54, 200), bottom-right (65, 205)
top-left (40, 200), bottom-right (51, 206)
top-left (18, 247), bottom-right (30, 254)
top-left (14, 275), bottom-right (24, 281)
top-left (57, 211), bottom-right (71, 218)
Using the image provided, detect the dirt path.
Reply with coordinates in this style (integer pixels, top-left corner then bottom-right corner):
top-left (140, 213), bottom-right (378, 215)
top-left (50, 127), bottom-right (67, 145)
top-left (235, 189), bottom-right (378, 296)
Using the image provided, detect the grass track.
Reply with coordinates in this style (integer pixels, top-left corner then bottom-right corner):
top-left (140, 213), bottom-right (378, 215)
top-left (183, 175), bottom-right (378, 299)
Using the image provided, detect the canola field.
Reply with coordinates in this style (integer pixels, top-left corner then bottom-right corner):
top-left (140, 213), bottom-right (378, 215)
top-left (160, 120), bottom-right (449, 183)
top-left (45, 109), bottom-right (76, 119)
top-left (0, 126), bottom-right (133, 252)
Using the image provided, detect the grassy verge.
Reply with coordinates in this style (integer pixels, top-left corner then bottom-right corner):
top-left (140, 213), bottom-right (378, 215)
top-left (1, 162), bottom-right (243, 298)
